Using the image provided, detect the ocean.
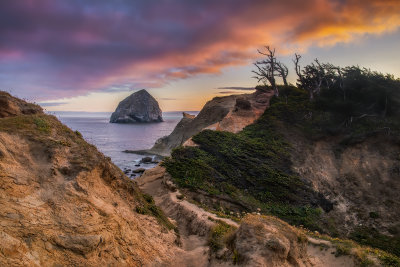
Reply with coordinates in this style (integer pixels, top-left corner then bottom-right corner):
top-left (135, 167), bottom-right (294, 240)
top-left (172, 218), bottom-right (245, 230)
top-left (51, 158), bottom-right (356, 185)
top-left (50, 111), bottom-right (198, 176)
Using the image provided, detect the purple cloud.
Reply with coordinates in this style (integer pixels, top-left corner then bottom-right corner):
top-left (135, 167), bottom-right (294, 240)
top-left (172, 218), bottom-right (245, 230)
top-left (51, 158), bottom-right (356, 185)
top-left (0, 0), bottom-right (399, 101)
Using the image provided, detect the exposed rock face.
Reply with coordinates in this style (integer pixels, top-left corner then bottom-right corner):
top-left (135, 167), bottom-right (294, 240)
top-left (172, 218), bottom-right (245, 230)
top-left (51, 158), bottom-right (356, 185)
top-left (149, 89), bottom-right (273, 156)
top-left (110, 89), bottom-right (163, 123)
top-left (0, 91), bottom-right (42, 118)
top-left (233, 215), bottom-right (309, 266)
top-left (290, 133), bottom-right (400, 237)
top-left (0, 92), bottom-right (178, 266)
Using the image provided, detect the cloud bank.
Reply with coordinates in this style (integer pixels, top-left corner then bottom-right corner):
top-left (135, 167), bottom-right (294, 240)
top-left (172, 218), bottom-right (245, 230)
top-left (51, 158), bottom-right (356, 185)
top-left (0, 0), bottom-right (399, 100)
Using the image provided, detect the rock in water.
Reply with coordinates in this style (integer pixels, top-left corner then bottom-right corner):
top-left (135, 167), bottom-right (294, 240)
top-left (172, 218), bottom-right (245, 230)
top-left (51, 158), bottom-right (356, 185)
top-left (110, 89), bottom-right (163, 123)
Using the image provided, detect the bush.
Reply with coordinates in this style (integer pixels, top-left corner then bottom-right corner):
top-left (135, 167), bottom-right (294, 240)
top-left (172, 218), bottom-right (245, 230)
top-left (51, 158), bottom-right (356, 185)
top-left (208, 220), bottom-right (236, 252)
top-left (34, 117), bottom-right (51, 133)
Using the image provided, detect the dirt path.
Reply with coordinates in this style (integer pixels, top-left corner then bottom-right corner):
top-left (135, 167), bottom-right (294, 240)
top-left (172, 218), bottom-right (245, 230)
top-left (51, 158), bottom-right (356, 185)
top-left (137, 166), bottom-right (364, 267)
top-left (137, 166), bottom-right (238, 266)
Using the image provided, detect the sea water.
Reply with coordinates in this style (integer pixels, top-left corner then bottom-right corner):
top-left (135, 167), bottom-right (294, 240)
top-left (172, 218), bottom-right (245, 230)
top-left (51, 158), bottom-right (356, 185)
top-left (50, 111), bottom-right (198, 176)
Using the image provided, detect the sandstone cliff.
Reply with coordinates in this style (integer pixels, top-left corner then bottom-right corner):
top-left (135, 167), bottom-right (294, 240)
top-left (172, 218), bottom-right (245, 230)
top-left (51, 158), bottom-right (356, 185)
top-left (149, 89), bottom-right (273, 156)
top-left (0, 92), bottom-right (178, 266)
top-left (110, 89), bottom-right (163, 123)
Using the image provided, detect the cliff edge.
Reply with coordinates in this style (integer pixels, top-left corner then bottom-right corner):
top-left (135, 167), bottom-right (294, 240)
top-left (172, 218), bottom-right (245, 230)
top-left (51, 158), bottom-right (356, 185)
top-left (0, 92), bottom-right (178, 266)
top-left (148, 88), bottom-right (273, 156)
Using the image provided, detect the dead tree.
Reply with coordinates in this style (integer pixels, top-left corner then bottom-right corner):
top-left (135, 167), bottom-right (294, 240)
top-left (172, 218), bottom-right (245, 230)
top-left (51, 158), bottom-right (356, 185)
top-left (252, 46), bottom-right (279, 96)
top-left (294, 53), bottom-right (314, 99)
top-left (294, 53), bottom-right (304, 86)
top-left (276, 61), bottom-right (289, 86)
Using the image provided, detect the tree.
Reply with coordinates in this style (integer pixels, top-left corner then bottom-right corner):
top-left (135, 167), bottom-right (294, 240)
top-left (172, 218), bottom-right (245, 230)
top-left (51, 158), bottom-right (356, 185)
top-left (253, 46), bottom-right (279, 96)
top-left (276, 61), bottom-right (289, 86)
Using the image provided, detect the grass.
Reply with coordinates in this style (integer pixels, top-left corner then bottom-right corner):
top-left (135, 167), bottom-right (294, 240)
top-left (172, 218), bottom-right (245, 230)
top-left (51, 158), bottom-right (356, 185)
top-left (163, 84), bottom-right (400, 256)
top-left (308, 230), bottom-right (400, 267)
top-left (350, 226), bottom-right (400, 257)
top-left (135, 192), bottom-right (176, 231)
top-left (163, 86), bottom-right (329, 231)
top-left (208, 220), bottom-right (236, 252)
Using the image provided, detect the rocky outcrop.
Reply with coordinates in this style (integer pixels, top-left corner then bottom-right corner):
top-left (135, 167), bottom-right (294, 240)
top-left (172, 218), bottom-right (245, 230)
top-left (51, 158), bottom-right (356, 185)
top-left (149, 89), bottom-right (273, 156)
top-left (0, 91), bottom-right (42, 118)
top-left (232, 215), bottom-right (309, 266)
top-left (110, 89), bottom-right (163, 123)
top-left (290, 133), bottom-right (400, 237)
top-left (0, 92), bottom-right (179, 266)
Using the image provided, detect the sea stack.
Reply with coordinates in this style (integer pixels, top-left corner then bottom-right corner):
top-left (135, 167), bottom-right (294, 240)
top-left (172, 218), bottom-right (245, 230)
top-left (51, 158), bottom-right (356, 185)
top-left (110, 89), bottom-right (163, 123)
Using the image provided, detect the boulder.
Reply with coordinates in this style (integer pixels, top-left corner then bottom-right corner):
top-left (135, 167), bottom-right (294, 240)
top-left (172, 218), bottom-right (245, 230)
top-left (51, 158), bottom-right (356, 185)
top-left (110, 89), bottom-right (163, 123)
top-left (234, 98), bottom-right (251, 111)
top-left (133, 168), bottom-right (146, 173)
top-left (141, 156), bottom-right (153, 163)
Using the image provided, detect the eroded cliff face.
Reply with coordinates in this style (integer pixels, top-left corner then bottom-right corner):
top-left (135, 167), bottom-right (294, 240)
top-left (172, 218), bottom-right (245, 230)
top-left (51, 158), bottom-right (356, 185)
top-left (149, 89), bottom-right (273, 156)
top-left (290, 133), bottom-right (400, 237)
top-left (0, 93), bottom-right (178, 266)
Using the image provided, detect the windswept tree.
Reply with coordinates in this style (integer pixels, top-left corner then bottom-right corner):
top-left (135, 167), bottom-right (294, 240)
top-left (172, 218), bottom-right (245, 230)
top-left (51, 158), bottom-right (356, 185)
top-left (294, 54), bottom-right (341, 101)
top-left (276, 61), bottom-right (289, 86)
top-left (253, 46), bottom-right (279, 96)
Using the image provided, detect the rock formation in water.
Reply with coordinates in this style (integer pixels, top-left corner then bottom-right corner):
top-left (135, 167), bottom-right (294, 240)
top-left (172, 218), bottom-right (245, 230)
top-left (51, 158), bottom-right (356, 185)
top-left (148, 88), bottom-right (273, 156)
top-left (110, 89), bottom-right (163, 123)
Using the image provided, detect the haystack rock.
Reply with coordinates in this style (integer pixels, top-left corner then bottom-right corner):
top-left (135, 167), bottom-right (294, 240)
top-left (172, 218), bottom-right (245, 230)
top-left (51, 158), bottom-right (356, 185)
top-left (110, 89), bottom-right (163, 123)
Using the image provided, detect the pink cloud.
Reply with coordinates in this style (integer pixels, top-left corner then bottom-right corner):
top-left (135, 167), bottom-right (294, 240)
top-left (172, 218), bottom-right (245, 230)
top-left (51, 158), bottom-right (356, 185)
top-left (0, 0), bottom-right (399, 100)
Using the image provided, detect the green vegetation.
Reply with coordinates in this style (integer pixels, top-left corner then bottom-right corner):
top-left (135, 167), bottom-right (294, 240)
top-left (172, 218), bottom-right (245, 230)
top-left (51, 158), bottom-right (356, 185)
top-left (163, 86), bottom-right (328, 230)
top-left (135, 192), bottom-right (176, 231)
top-left (308, 230), bottom-right (400, 266)
top-left (34, 117), bottom-right (51, 133)
top-left (335, 243), bottom-right (351, 257)
top-left (208, 220), bottom-right (236, 252)
top-left (350, 227), bottom-right (400, 257)
top-left (163, 65), bottom-right (400, 256)
top-left (75, 130), bottom-right (83, 138)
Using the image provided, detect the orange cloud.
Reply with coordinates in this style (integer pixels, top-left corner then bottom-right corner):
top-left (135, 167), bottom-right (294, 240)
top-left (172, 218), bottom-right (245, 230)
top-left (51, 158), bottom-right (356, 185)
top-left (1, 0), bottom-right (399, 100)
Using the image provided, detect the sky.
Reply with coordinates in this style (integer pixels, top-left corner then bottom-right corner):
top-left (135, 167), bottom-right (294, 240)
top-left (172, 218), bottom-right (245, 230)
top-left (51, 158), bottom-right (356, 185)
top-left (1, 0), bottom-right (399, 112)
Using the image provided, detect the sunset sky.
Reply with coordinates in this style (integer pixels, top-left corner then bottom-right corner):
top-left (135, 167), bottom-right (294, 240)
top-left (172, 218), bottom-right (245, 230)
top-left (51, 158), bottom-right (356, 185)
top-left (1, 0), bottom-right (399, 112)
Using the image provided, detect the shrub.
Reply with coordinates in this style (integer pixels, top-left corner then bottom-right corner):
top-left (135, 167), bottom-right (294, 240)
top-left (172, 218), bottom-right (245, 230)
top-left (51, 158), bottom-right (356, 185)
top-left (34, 117), bottom-right (51, 133)
top-left (208, 220), bottom-right (236, 252)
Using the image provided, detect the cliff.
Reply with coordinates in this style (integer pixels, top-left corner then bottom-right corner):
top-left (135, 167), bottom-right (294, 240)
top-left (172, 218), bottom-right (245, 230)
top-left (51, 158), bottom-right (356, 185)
top-left (162, 84), bottom-right (400, 264)
top-left (0, 92), bottom-right (178, 266)
top-left (137, 165), bottom-right (389, 266)
top-left (149, 88), bottom-right (273, 156)
top-left (110, 89), bottom-right (163, 123)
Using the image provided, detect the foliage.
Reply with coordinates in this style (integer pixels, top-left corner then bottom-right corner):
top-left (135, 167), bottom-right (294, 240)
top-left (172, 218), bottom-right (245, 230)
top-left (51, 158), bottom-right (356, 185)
top-left (335, 243), bottom-right (351, 257)
top-left (75, 130), bottom-right (83, 138)
top-left (164, 65), bottom-right (400, 255)
top-left (350, 227), bottom-right (400, 257)
top-left (34, 117), bottom-right (51, 133)
top-left (135, 192), bottom-right (176, 231)
top-left (208, 220), bottom-right (236, 252)
top-left (163, 85), bottom-right (327, 230)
